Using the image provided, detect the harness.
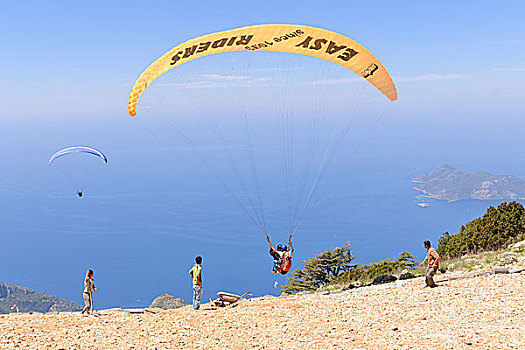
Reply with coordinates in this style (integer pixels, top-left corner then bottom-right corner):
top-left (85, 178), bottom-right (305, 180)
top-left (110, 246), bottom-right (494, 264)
top-left (276, 251), bottom-right (292, 275)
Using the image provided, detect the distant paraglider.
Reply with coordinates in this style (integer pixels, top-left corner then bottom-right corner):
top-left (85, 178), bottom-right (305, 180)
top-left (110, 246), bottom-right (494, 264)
top-left (49, 146), bottom-right (108, 197)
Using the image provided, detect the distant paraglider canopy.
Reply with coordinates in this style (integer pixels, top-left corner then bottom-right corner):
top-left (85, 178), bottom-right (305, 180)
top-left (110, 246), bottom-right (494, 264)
top-left (48, 146), bottom-right (108, 166)
top-left (128, 24), bottom-right (397, 243)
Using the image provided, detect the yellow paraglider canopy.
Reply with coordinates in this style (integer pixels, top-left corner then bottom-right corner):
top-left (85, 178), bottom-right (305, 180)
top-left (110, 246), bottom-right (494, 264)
top-left (128, 24), bottom-right (397, 116)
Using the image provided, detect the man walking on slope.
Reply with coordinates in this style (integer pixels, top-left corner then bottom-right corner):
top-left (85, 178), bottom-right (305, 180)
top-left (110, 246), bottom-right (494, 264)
top-left (189, 256), bottom-right (203, 310)
top-left (420, 240), bottom-right (440, 288)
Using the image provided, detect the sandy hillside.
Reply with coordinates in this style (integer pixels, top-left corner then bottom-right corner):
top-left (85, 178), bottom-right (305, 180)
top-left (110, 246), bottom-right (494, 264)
top-left (1, 273), bottom-right (524, 350)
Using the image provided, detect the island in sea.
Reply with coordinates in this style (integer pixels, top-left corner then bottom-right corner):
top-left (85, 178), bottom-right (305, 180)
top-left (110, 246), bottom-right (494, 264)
top-left (411, 165), bottom-right (525, 202)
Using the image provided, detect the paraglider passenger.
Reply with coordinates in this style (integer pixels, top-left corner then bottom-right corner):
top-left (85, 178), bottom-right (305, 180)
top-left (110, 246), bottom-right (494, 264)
top-left (268, 237), bottom-right (294, 275)
top-left (77, 191), bottom-right (83, 198)
top-left (189, 256), bottom-right (203, 310)
top-left (419, 240), bottom-right (440, 287)
top-left (82, 269), bottom-right (97, 314)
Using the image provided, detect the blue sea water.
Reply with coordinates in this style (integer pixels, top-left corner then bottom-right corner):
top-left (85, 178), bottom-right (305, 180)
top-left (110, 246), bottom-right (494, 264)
top-left (0, 112), bottom-right (523, 309)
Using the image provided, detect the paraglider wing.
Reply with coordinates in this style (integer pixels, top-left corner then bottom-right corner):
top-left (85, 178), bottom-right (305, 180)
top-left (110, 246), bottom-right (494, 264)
top-left (48, 146), bottom-right (108, 166)
top-left (128, 24), bottom-right (397, 117)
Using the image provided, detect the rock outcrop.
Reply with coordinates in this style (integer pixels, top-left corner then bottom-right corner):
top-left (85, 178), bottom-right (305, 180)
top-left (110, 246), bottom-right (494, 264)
top-left (372, 274), bottom-right (397, 285)
top-left (148, 294), bottom-right (188, 310)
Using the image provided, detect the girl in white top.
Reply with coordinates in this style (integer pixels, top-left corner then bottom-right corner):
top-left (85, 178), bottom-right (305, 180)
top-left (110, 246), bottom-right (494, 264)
top-left (82, 269), bottom-right (97, 314)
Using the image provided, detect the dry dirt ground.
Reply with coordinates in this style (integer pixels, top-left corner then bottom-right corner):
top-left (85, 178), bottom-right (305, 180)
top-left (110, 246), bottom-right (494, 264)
top-left (1, 273), bottom-right (524, 349)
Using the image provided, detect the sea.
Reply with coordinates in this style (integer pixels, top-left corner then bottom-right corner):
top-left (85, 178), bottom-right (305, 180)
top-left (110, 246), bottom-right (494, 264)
top-left (0, 111), bottom-right (523, 309)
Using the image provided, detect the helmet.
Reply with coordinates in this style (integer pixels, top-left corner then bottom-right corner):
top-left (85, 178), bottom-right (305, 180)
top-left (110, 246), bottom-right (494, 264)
top-left (278, 244), bottom-right (287, 252)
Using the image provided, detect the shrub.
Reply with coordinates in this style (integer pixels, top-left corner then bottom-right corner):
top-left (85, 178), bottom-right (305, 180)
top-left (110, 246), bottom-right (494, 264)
top-left (438, 201), bottom-right (525, 259)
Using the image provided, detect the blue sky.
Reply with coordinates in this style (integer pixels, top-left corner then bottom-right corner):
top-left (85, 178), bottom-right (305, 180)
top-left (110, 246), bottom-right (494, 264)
top-left (1, 0), bottom-right (524, 119)
top-left (1, 0), bottom-right (525, 306)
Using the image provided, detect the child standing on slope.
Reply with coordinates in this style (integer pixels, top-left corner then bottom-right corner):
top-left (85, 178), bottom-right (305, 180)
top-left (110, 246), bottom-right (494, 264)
top-left (82, 269), bottom-right (97, 314)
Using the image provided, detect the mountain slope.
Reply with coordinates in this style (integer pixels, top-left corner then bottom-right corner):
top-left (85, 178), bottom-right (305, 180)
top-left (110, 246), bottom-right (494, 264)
top-left (0, 282), bottom-right (81, 314)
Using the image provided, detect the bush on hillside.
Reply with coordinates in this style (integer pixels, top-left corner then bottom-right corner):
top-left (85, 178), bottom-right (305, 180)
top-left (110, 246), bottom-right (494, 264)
top-left (437, 201), bottom-right (525, 259)
top-left (336, 251), bottom-right (417, 286)
top-left (281, 244), bottom-right (417, 294)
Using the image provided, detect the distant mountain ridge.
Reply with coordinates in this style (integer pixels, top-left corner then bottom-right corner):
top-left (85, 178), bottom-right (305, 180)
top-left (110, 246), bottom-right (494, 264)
top-left (412, 165), bottom-right (525, 202)
top-left (0, 282), bottom-right (81, 314)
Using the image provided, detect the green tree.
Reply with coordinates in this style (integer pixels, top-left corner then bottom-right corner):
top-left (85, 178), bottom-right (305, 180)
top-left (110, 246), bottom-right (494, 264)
top-left (437, 201), bottom-right (525, 259)
top-left (281, 243), bottom-right (357, 294)
top-left (395, 251), bottom-right (417, 269)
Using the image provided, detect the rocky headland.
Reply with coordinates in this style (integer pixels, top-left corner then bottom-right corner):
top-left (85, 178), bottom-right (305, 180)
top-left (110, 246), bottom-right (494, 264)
top-left (412, 165), bottom-right (525, 202)
top-left (0, 282), bottom-right (81, 314)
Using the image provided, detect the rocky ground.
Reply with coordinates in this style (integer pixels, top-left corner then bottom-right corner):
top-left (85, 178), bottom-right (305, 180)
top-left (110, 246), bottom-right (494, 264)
top-left (1, 271), bottom-right (523, 349)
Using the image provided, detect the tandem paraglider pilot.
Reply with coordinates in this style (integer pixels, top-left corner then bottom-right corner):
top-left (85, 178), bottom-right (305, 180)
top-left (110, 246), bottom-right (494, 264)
top-left (189, 256), bottom-right (203, 310)
top-left (268, 236), bottom-right (294, 275)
